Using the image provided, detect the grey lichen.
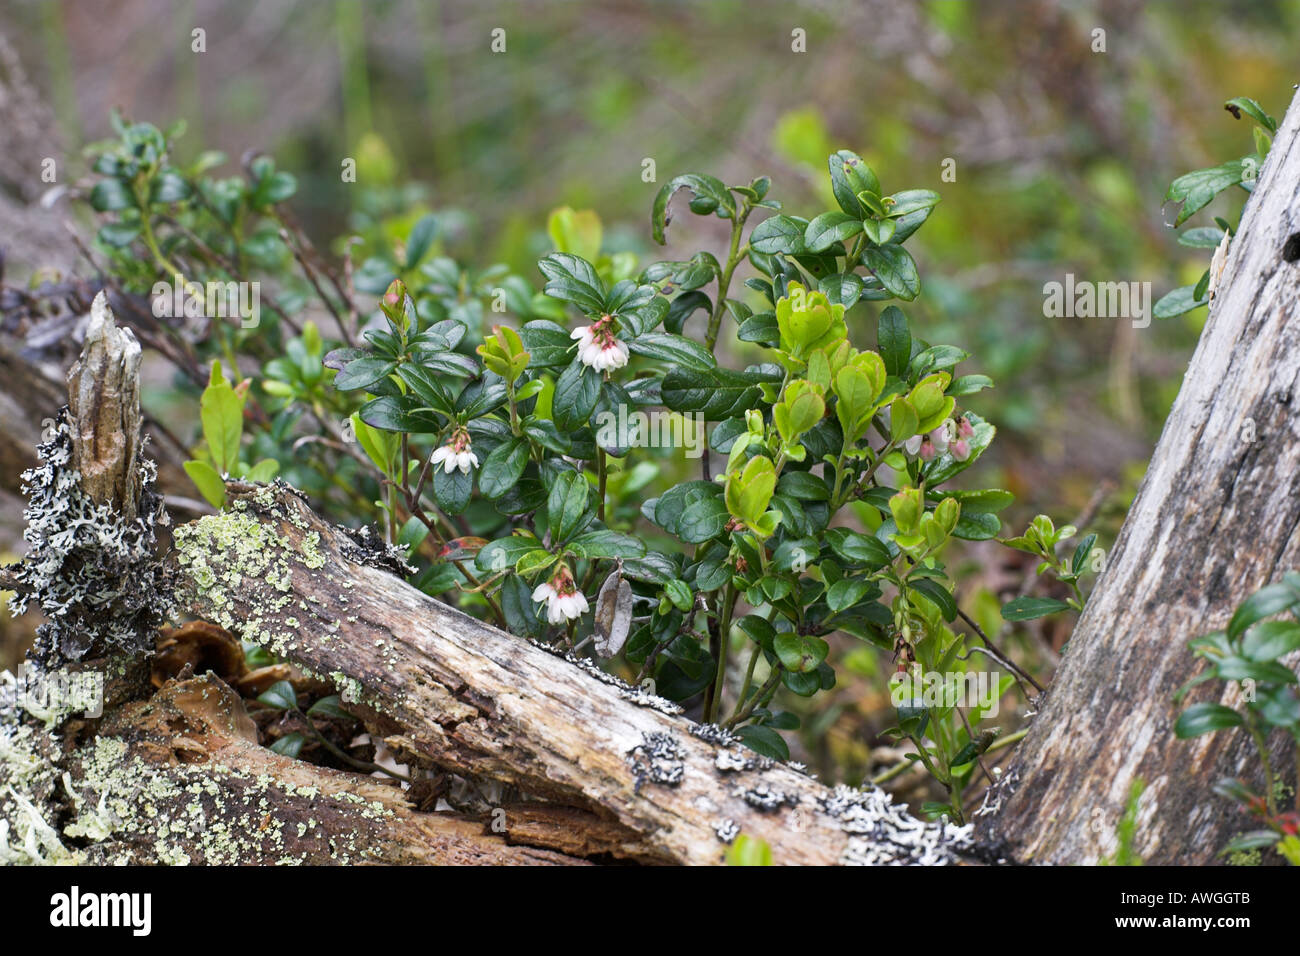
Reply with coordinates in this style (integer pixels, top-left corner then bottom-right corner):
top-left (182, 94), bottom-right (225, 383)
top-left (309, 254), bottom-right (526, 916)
top-left (736, 783), bottom-right (797, 811)
top-left (820, 785), bottom-right (976, 866)
top-left (627, 731), bottom-right (686, 791)
top-left (7, 410), bottom-right (167, 667)
top-left (715, 748), bottom-right (773, 774)
top-left (690, 722), bottom-right (741, 747)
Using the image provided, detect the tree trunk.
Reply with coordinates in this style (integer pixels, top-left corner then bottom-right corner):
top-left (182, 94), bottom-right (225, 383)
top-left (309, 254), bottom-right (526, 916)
top-left (982, 87), bottom-right (1300, 864)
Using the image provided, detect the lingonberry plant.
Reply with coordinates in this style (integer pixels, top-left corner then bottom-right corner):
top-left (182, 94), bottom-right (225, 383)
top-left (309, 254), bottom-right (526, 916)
top-left (1156, 95), bottom-right (1277, 318)
top-left (82, 115), bottom-right (1092, 819)
top-left (1175, 573), bottom-right (1300, 864)
top-left (320, 151), bottom-right (1028, 817)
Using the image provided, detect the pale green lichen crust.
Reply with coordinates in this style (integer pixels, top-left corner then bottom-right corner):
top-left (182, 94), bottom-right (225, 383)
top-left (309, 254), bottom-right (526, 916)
top-left (173, 499), bottom-right (312, 660)
top-left (2, 728), bottom-right (397, 865)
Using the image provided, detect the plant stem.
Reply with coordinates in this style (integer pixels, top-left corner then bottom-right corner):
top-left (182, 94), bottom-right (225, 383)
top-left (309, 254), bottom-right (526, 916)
top-left (705, 583), bottom-right (738, 723)
top-left (724, 664), bottom-right (783, 729)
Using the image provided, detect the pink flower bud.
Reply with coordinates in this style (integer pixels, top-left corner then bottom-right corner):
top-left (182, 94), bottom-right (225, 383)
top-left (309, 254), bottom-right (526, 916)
top-left (951, 439), bottom-right (970, 461)
top-left (957, 416), bottom-right (974, 439)
top-left (918, 438), bottom-right (937, 461)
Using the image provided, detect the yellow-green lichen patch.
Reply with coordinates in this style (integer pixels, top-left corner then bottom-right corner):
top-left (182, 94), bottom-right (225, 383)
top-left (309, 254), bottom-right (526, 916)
top-left (173, 510), bottom-right (311, 658)
top-left (59, 734), bottom-right (399, 865)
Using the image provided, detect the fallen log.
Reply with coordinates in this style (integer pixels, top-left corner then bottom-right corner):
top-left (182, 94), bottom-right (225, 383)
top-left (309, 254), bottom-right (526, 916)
top-left (168, 480), bottom-right (982, 865)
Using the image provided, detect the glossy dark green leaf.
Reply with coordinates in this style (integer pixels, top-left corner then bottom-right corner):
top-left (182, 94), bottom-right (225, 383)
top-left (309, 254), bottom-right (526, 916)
top-left (749, 215), bottom-right (809, 255)
top-left (1000, 596), bottom-right (1072, 621)
top-left (1174, 702), bottom-right (1243, 738)
top-left (627, 332), bottom-right (716, 370)
top-left (804, 211), bottom-right (863, 253)
top-left (258, 680), bottom-right (298, 711)
top-left (479, 436), bottom-right (529, 499)
top-left (552, 361), bottom-right (602, 431)
top-left (1228, 582), bottom-right (1300, 639)
top-left (863, 244), bottom-right (920, 300)
top-left (877, 306), bottom-right (911, 377)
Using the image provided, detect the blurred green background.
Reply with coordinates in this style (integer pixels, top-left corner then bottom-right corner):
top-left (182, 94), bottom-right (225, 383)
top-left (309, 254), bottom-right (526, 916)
top-left (8, 0), bottom-right (1296, 505)
top-left (1, 0), bottom-right (1297, 784)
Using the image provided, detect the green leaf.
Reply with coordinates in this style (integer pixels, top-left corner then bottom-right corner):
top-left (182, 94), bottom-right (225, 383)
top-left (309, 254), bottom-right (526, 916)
top-left (726, 833), bottom-right (773, 866)
top-left (519, 320), bottom-right (577, 368)
top-left (1216, 656), bottom-right (1298, 685)
top-left (1000, 596), bottom-right (1072, 621)
top-left (270, 732), bottom-right (305, 758)
top-left (90, 178), bottom-right (134, 212)
top-left (433, 465), bottom-right (473, 515)
top-left (676, 492), bottom-right (730, 544)
top-left (150, 170), bottom-right (191, 203)
top-left (97, 221), bottom-right (141, 247)
top-left (1178, 226), bottom-right (1228, 249)
top-left (652, 173), bottom-right (736, 244)
top-left (774, 632), bottom-right (829, 673)
top-left (749, 215), bottom-right (808, 255)
top-left (862, 217), bottom-right (897, 245)
top-left (552, 362), bottom-right (602, 430)
top-left (828, 150), bottom-right (878, 217)
top-left (1224, 96), bottom-right (1277, 133)
top-left (1174, 702), bottom-right (1243, 738)
top-left (1242, 620), bottom-right (1300, 663)
top-left (335, 357), bottom-right (397, 391)
top-left (664, 579), bottom-right (693, 612)
top-left (735, 724), bottom-right (790, 761)
top-left (258, 680), bottom-right (298, 711)
top-left (405, 213), bottom-right (438, 269)
top-left (569, 529), bottom-right (646, 559)
top-left (911, 578), bottom-right (957, 622)
top-left (824, 528), bottom-right (891, 568)
top-left (776, 471), bottom-right (830, 501)
top-left (877, 306), bottom-right (911, 377)
top-left (885, 189), bottom-right (940, 219)
top-left (804, 211), bottom-right (863, 252)
top-left (661, 365), bottom-right (782, 420)
top-left (547, 470), bottom-right (591, 543)
top-left (538, 253), bottom-right (606, 313)
top-left (863, 244), bottom-right (920, 300)
top-left (306, 695), bottom-right (351, 720)
top-left (627, 331), bottom-right (716, 370)
top-left (200, 380), bottom-right (244, 476)
top-left (1218, 830), bottom-right (1281, 855)
top-left (1165, 161), bottom-right (1246, 226)
top-left (479, 437), bottom-right (529, 500)
top-left (183, 460), bottom-right (226, 509)
top-left (827, 578), bottom-right (872, 613)
top-left (948, 374), bottom-right (993, 396)
top-left (1071, 533), bottom-right (1098, 576)
top-left (1228, 583), bottom-right (1300, 639)
top-left (476, 535), bottom-right (542, 574)
top-left (818, 272), bottom-right (864, 309)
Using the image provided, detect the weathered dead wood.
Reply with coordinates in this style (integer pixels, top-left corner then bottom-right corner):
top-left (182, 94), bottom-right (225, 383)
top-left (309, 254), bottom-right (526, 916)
top-left (65, 292), bottom-right (144, 517)
top-left (169, 482), bottom-right (979, 866)
top-left (983, 87), bottom-right (1300, 864)
top-left (2, 673), bottom-right (581, 865)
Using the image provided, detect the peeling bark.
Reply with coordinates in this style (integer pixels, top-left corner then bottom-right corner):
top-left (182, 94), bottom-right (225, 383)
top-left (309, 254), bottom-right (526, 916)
top-left (983, 87), bottom-right (1300, 864)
